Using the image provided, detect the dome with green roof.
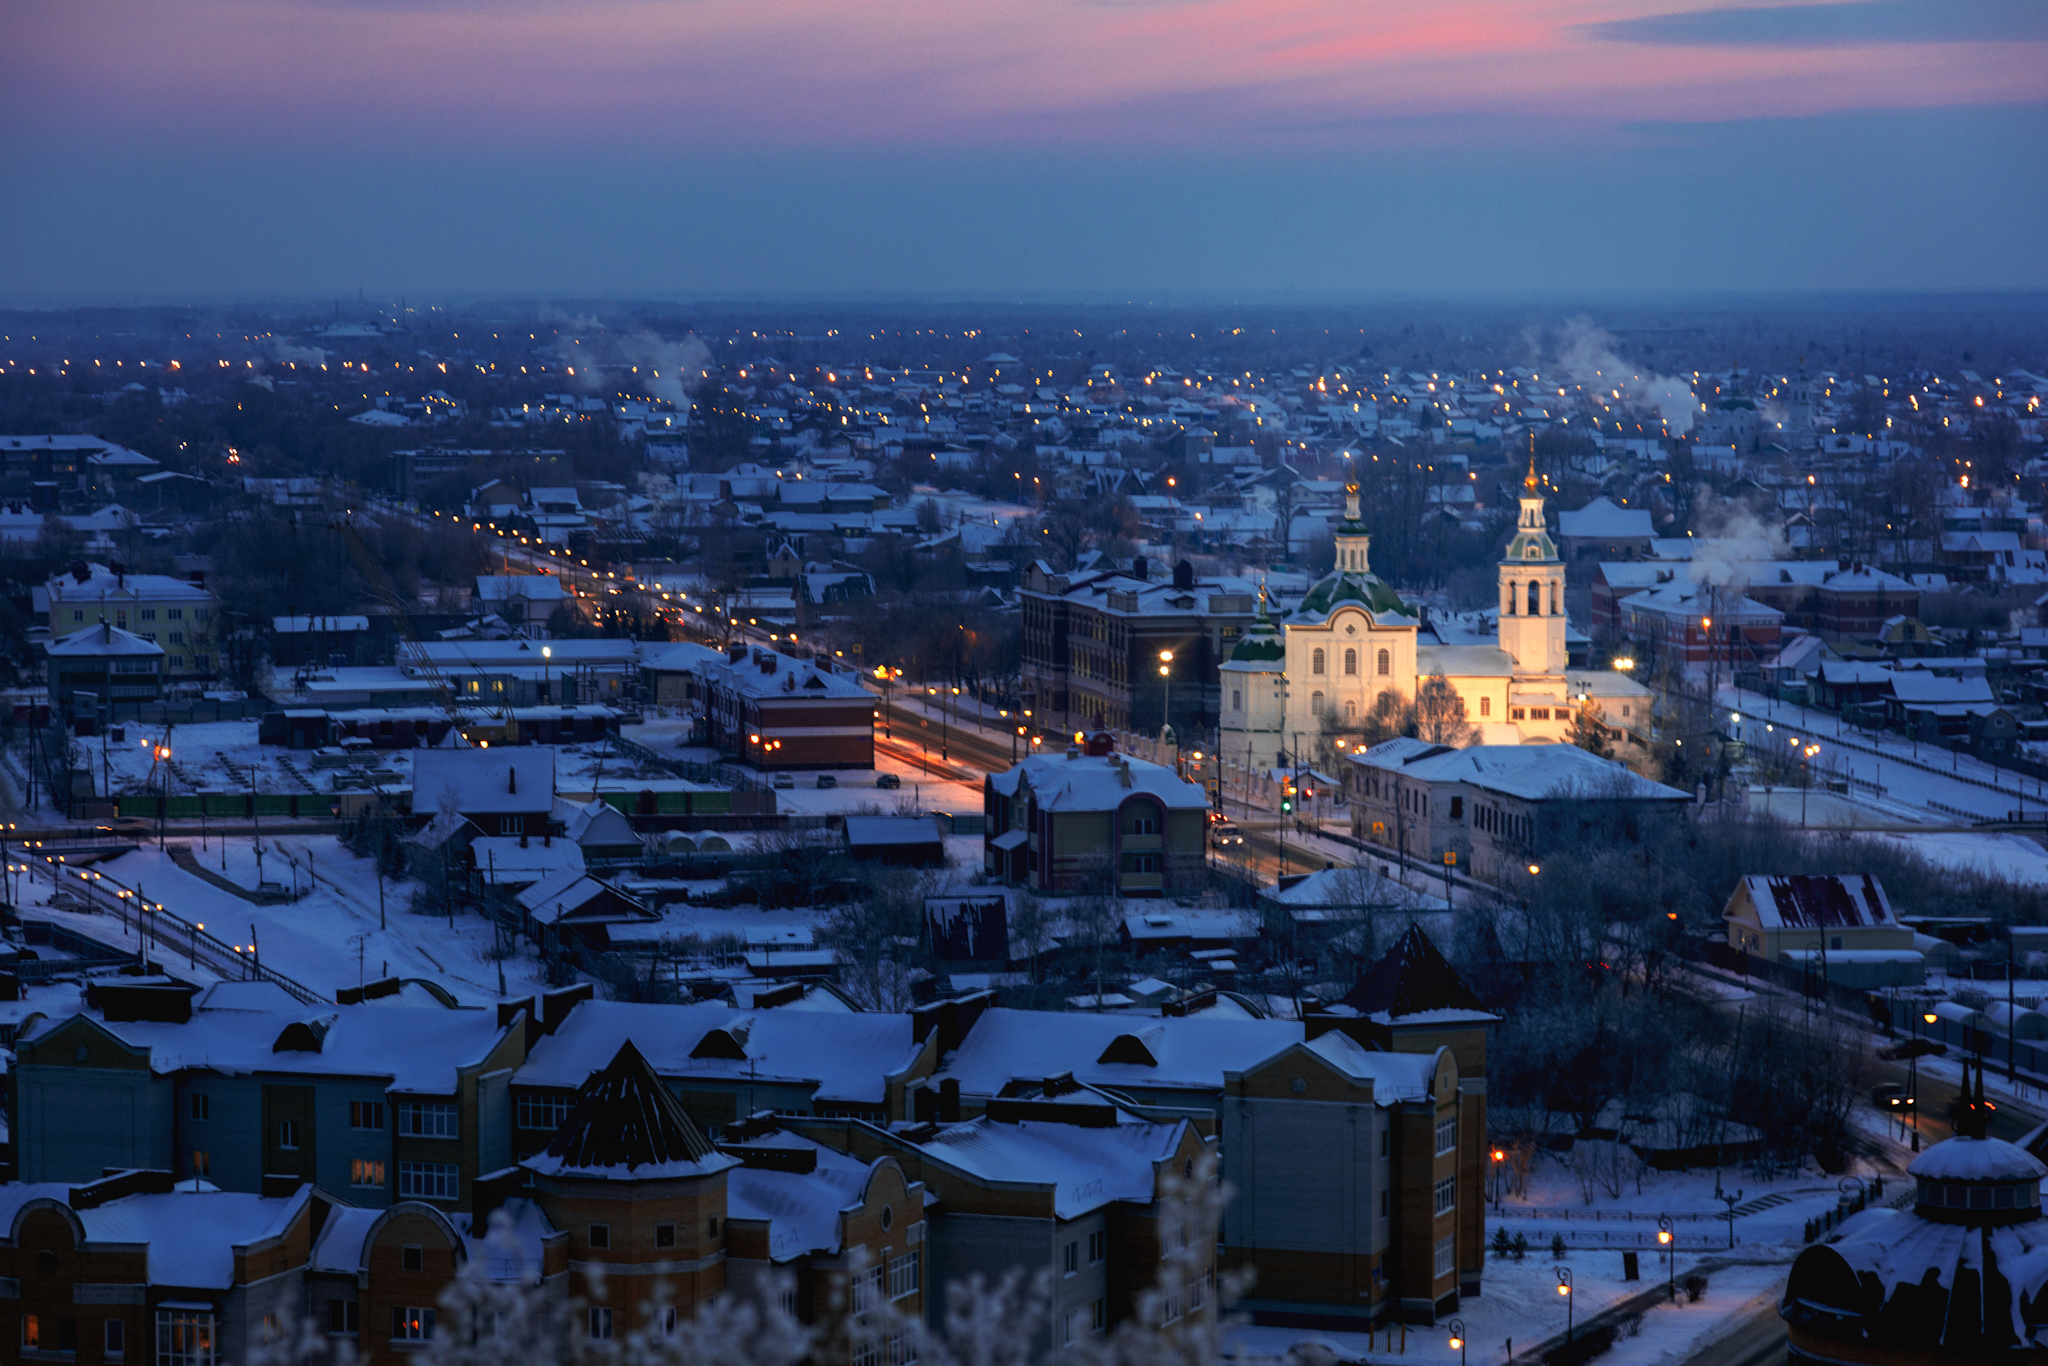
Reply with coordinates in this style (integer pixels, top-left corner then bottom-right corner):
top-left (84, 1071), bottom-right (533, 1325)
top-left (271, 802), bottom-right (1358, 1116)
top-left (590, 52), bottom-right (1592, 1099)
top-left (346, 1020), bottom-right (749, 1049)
top-left (1228, 591), bottom-right (1286, 663)
top-left (1290, 467), bottom-right (1418, 627)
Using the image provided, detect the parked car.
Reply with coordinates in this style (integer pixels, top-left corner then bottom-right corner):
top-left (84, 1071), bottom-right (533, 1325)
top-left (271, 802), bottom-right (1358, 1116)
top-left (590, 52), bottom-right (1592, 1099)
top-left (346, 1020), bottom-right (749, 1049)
top-left (772, 772), bottom-right (794, 789)
top-left (816, 773), bottom-right (837, 789)
top-left (875, 773), bottom-right (902, 790)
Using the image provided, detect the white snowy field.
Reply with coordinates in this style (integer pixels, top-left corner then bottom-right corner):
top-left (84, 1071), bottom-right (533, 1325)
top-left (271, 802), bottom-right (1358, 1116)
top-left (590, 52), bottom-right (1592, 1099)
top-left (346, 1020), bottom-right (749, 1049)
top-left (16, 836), bottom-right (552, 1003)
top-left (1723, 687), bottom-right (2048, 822)
top-left (1876, 830), bottom-right (2048, 886)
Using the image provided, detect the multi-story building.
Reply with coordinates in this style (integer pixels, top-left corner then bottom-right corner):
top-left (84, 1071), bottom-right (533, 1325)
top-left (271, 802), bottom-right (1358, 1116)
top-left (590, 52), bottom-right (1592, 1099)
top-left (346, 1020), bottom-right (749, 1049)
top-left (45, 622), bottom-right (164, 716)
top-left (1348, 737), bottom-right (1691, 885)
top-left (1592, 559), bottom-right (1918, 645)
top-left (1226, 927), bottom-right (1494, 1325)
top-left (1019, 558), bottom-right (1257, 737)
top-left (44, 562), bottom-right (217, 679)
top-left (697, 644), bottom-right (876, 770)
top-left (11, 979), bottom-right (530, 1212)
top-left (782, 1081), bottom-right (1216, 1354)
top-left (982, 733), bottom-right (1209, 896)
top-left (0, 1170), bottom-right (329, 1366)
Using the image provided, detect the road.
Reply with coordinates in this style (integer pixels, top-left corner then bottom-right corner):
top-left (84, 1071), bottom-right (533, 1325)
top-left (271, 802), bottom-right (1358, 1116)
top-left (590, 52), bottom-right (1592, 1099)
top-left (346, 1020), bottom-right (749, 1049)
top-left (1679, 1298), bottom-right (1786, 1366)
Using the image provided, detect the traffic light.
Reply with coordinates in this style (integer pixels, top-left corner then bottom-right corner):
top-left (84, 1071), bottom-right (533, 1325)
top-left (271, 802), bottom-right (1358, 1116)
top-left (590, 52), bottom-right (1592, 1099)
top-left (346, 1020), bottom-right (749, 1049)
top-left (1280, 793), bottom-right (1294, 814)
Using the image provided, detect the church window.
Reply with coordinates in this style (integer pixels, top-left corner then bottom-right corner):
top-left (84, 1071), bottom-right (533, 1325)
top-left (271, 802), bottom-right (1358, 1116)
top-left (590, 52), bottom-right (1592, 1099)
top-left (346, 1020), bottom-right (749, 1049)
top-left (1343, 648), bottom-right (1357, 676)
top-left (1312, 649), bottom-right (1326, 675)
top-left (1376, 648), bottom-right (1390, 677)
top-left (1510, 708), bottom-right (1525, 721)
top-left (1526, 580), bottom-right (1541, 615)
top-left (1345, 700), bottom-right (1357, 720)
top-left (1479, 697), bottom-right (1491, 717)
top-left (1311, 691), bottom-right (1325, 714)
top-left (1231, 689), bottom-right (1242, 712)
top-left (1526, 545), bottom-right (1540, 560)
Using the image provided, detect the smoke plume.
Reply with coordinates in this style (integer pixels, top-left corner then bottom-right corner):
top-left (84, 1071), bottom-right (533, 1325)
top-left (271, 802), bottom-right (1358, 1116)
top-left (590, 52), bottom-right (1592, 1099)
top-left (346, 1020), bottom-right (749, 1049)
top-left (1553, 315), bottom-right (1699, 436)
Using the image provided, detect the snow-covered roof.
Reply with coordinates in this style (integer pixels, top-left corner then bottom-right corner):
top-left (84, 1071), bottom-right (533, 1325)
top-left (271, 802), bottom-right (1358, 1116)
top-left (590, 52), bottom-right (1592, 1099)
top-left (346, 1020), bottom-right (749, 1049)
top-left (724, 1134), bottom-right (889, 1260)
top-left (1735, 874), bottom-right (1897, 931)
top-left (1263, 866), bottom-right (1448, 911)
top-left (474, 574), bottom-right (567, 604)
top-left (1349, 738), bottom-right (1688, 804)
top-left (989, 748), bottom-right (1207, 813)
top-left (937, 1007), bottom-right (1302, 1098)
top-left (1558, 496), bottom-right (1654, 540)
top-left (515, 1000), bottom-right (920, 1105)
top-left (472, 836), bottom-right (585, 885)
top-left (47, 623), bottom-right (164, 658)
top-left (1297, 1030), bottom-right (1439, 1103)
top-left (412, 748), bottom-right (555, 814)
top-left (915, 1109), bottom-right (1191, 1218)
top-left (1886, 672), bottom-right (1995, 705)
top-left (80, 1186), bottom-right (309, 1287)
top-left (21, 1004), bottom-right (510, 1094)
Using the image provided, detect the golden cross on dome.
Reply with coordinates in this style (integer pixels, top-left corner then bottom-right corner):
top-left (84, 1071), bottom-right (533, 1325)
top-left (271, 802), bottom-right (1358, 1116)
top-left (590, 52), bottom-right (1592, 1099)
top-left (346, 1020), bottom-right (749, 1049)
top-left (1524, 428), bottom-right (1539, 493)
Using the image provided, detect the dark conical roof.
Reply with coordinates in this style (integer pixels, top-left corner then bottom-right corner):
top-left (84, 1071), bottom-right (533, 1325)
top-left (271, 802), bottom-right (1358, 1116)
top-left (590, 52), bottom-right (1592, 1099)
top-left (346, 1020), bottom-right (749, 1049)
top-left (527, 1040), bottom-right (723, 1178)
top-left (1342, 924), bottom-right (1486, 1019)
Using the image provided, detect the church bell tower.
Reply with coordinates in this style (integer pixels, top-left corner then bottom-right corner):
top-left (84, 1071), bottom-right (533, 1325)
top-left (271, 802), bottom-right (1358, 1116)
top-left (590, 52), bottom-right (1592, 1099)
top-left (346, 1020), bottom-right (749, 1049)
top-left (1497, 444), bottom-right (1567, 675)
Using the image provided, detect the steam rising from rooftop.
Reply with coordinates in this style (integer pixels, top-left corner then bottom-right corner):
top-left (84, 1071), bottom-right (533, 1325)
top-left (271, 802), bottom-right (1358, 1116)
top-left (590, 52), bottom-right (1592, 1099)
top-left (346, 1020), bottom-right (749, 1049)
top-left (1554, 315), bottom-right (1699, 436)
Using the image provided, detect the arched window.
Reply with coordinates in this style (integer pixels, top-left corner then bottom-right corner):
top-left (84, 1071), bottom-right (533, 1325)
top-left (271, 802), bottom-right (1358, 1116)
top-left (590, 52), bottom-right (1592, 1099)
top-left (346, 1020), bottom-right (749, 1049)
top-left (1345, 700), bottom-right (1357, 720)
top-left (1479, 696), bottom-right (1491, 717)
top-left (1231, 689), bottom-right (1242, 712)
top-left (1311, 691), bottom-right (1325, 714)
top-left (1343, 648), bottom-right (1358, 676)
top-left (1526, 545), bottom-right (1541, 560)
top-left (1527, 580), bottom-right (1542, 615)
top-left (1312, 648), bottom-right (1326, 675)
top-left (1376, 648), bottom-right (1391, 677)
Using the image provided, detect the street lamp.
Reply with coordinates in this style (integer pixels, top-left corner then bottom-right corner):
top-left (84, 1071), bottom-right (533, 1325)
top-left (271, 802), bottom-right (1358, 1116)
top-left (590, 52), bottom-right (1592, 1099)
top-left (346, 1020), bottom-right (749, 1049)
top-left (1802, 742), bottom-right (1821, 826)
top-left (1157, 650), bottom-right (1174, 743)
top-left (1718, 1189), bottom-right (1744, 1248)
top-left (1656, 1216), bottom-right (1674, 1303)
top-left (1556, 1267), bottom-right (1573, 1343)
top-left (1447, 1318), bottom-right (1466, 1366)
top-left (1491, 1148), bottom-right (1506, 1211)
top-left (542, 645), bottom-right (552, 703)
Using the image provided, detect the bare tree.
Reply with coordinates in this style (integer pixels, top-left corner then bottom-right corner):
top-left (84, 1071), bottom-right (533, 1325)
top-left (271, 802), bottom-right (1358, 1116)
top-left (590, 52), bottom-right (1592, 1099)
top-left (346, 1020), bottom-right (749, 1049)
top-left (1412, 673), bottom-right (1474, 747)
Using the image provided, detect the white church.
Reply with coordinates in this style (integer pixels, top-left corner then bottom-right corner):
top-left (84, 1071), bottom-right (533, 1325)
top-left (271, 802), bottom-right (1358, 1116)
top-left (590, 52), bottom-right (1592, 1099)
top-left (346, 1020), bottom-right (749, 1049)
top-left (1219, 463), bottom-right (1650, 770)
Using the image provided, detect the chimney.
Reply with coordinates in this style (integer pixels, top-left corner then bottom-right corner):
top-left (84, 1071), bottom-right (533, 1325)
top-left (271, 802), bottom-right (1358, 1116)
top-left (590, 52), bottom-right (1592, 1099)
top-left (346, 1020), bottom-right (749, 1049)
top-left (1118, 761), bottom-right (1132, 788)
top-left (1131, 556), bottom-right (1148, 581)
top-left (70, 560), bottom-right (89, 584)
top-left (507, 766), bottom-right (517, 795)
top-left (939, 1077), bottom-right (961, 1123)
top-left (728, 642), bottom-right (747, 663)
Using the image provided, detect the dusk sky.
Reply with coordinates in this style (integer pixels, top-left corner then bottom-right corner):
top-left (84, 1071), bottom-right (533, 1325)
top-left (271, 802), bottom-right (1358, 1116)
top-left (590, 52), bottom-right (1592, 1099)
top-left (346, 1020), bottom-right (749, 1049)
top-left (3, 0), bottom-right (2044, 301)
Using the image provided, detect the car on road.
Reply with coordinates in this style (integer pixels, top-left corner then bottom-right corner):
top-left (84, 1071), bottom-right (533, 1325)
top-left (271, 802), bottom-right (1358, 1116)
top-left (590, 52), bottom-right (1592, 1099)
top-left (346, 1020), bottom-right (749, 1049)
top-left (1871, 1081), bottom-right (1913, 1111)
top-left (1211, 823), bottom-right (1245, 847)
top-left (815, 773), bottom-right (837, 789)
top-left (875, 773), bottom-right (902, 789)
top-left (771, 772), bottom-right (794, 789)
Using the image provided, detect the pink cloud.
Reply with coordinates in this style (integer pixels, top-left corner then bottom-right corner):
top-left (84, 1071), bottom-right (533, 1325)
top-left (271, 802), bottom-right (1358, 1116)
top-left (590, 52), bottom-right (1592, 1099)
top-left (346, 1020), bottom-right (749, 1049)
top-left (4, 0), bottom-right (2041, 150)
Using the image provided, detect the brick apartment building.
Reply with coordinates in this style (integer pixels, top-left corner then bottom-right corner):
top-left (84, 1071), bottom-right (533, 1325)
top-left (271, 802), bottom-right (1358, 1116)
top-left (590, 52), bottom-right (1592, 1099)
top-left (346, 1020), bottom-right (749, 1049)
top-left (1020, 558), bottom-right (1257, 737)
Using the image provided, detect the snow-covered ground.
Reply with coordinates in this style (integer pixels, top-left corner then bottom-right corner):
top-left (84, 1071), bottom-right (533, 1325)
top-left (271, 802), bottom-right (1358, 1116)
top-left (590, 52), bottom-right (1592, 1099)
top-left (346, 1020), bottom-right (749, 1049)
top-left (1724, 687), bottom-right (2048, 822)
top-left (1224, 1260), bottom-right (1787, 1366)
top-left (1875, 830), bottom-right (2048, 886)
top-left (16, 836), bottom-right (552, 1002)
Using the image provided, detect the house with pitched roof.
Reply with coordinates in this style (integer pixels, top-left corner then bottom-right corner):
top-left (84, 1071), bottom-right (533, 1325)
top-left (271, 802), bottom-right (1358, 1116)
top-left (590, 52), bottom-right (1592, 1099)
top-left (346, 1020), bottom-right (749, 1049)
top-left (1722, 874), bottom-right (1921, 986)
